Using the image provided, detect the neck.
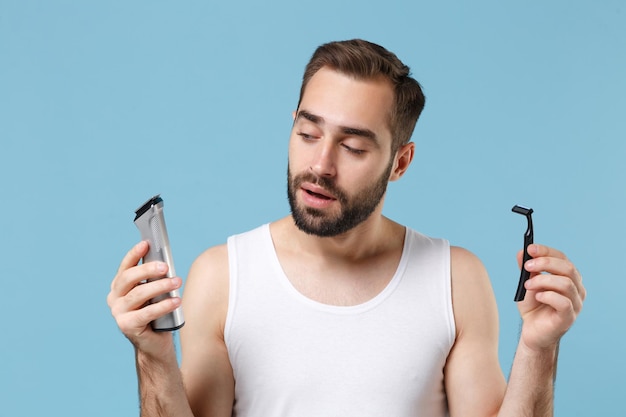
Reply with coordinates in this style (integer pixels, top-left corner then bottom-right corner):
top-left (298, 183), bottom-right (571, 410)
top-left (276, 212), bottom-right (404, 262)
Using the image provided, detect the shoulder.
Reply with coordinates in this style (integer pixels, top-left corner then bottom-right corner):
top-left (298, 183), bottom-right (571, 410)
top-left (450, 246), bottom-right (488, 280)
top-left (185, 243), bottom-right (230, 311)
top-left (449, 246), bottom-right (497, 330)
top-left (181, 244), bottom-right (230, 342)
top-left (190, 243), bottom-right (229, 279)
top-left (186, 222), bottom-right (271, 288)
top-left (444, 246), bottom-right (506, 414)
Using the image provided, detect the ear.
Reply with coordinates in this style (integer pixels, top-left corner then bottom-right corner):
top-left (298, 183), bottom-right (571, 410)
top-left (389, 142), bottom-right (415, 182)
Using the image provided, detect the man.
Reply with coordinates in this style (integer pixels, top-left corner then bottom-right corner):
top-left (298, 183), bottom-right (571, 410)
top-left (108, 39), bottom-right (586, 416)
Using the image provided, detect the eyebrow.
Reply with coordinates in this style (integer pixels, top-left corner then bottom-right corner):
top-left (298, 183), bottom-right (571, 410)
top-left (296, 110), bottom-right (379, 144)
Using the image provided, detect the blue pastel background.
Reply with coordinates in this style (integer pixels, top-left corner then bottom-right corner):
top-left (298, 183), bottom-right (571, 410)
top-left (1, 1), bottom-right (624, 415)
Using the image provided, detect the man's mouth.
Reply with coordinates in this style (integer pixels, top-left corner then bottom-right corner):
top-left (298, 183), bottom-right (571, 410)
top-left (301, 184), bottom-right (336, 201)
top-left (305, 189), bottom-right (332, 200)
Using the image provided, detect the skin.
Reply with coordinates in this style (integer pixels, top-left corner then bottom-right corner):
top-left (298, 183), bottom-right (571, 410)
top-left (107, 67), bottom-right (586, 417)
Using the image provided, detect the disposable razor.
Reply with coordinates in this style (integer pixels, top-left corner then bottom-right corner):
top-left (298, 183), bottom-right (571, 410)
top-left (512, 205), bottom-right (534, 302)
top-left (134, 195), bottom-right (185, 331)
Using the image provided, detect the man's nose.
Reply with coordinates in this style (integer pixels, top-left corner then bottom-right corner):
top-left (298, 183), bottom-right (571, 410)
top-left (310, 140), bottom-right (337, 178)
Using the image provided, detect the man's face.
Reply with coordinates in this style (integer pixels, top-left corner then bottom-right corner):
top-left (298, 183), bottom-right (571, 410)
top-left (287, 67), bottom-right (397, 237)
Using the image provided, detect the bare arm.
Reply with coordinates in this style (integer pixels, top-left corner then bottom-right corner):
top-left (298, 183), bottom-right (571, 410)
top-left (444, 245), bottom-right (585, 417)
top-left (107, 241), bottom-right (195, 417)
top-left (135, 341), bottom-right (193, 417)
top-left (498, 244), bottom-right (585, 416)
top-left (108, 242), bottom-right (236, 417)
top-left (444, 246), bottom-right (507, 417)
top-left (496, 340), bottom-right (559, 416)
top-left (179, 244), bottom-right (235, 417)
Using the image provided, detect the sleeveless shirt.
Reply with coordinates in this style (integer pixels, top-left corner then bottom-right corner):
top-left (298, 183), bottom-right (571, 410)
top-left (225, 224), bottom-right (455, 417)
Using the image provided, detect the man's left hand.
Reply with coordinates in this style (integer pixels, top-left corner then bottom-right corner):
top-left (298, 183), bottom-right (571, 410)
top-left (516, 244), bottom-right (586, 351)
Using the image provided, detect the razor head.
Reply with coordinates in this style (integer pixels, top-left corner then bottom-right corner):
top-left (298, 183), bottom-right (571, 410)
top-left (512, 205), bottom-right (533, 216)
top-left (134, 195), bottom-right (163, 221)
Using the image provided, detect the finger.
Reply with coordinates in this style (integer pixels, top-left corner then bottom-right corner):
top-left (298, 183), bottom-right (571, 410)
top-left (116, 296), bottom-right (182, 337)
top-left (110, 241), bottom-right (151, 296)
top-left (117, 276), bottom-right (183, 314)
top-left (524, 255), bottom-right (585, 301)
top-left (516, 244), bottom-right (567, 270)
top-left (528, 244), bottom-right (587, 300)
top-left (527, 244), bottom-right (567, 261)
top-left (524, 256), bottom-right (575, 279)
top-left (116, 241), bottom-right (150, 275)
top-left (525, 274), bottom-right (584, 314)
top-left (110, 261), bottom-right (170, 300)
top-left (532, 290), bottom-right (577, 328)
top-left (111, 277), bottom-right (182, 316)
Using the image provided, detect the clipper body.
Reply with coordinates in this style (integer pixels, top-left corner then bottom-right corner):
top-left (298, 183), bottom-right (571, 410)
top-left (512, 205), bottom-right (534, 302)
top-left (134, 195), bottom-right (185, 331)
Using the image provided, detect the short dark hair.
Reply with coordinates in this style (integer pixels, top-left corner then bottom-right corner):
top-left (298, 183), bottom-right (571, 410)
top-left (297, 39), bottom-right (426, 152)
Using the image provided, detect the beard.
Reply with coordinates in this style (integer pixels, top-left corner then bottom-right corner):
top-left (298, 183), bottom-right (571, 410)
top-left (287, 159), bottom-right (393, 237)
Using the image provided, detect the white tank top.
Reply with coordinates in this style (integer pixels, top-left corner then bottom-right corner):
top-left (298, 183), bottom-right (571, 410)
top-left (225, 224), bottom-right (455, 417)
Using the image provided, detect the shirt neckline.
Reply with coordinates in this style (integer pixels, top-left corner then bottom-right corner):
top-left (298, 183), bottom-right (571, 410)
top-left (262, 223), bottom-right (412, 315)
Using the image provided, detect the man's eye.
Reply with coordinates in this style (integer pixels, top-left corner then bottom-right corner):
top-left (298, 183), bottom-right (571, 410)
top-left (342, 144), bottom-right (365, 155)
top-left (298, 132), bottom-right (315, 140)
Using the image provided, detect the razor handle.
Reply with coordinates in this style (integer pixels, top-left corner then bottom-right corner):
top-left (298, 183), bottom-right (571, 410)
top-left (514, 233), bottom-right (533, 302)
top-left (134, 195), bottom-right (185, 331)
top-left (512, 205), bottom-right (534, 302)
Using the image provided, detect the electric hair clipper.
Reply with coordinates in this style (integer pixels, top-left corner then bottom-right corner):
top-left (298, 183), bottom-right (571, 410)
top-left (134, 195), bottom-right (185, 331)
top-left (512, 205), bottom-right (534, 302)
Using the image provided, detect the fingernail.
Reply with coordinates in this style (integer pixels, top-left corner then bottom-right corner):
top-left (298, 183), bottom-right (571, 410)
top-left (156, 262), bottom-right (167, 273)
top-left (525, 259), bottom-right (535, 269)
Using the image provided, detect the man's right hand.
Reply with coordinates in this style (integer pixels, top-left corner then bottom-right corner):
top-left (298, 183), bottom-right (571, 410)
top-left (107, 241), bottom-right (183, 356)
